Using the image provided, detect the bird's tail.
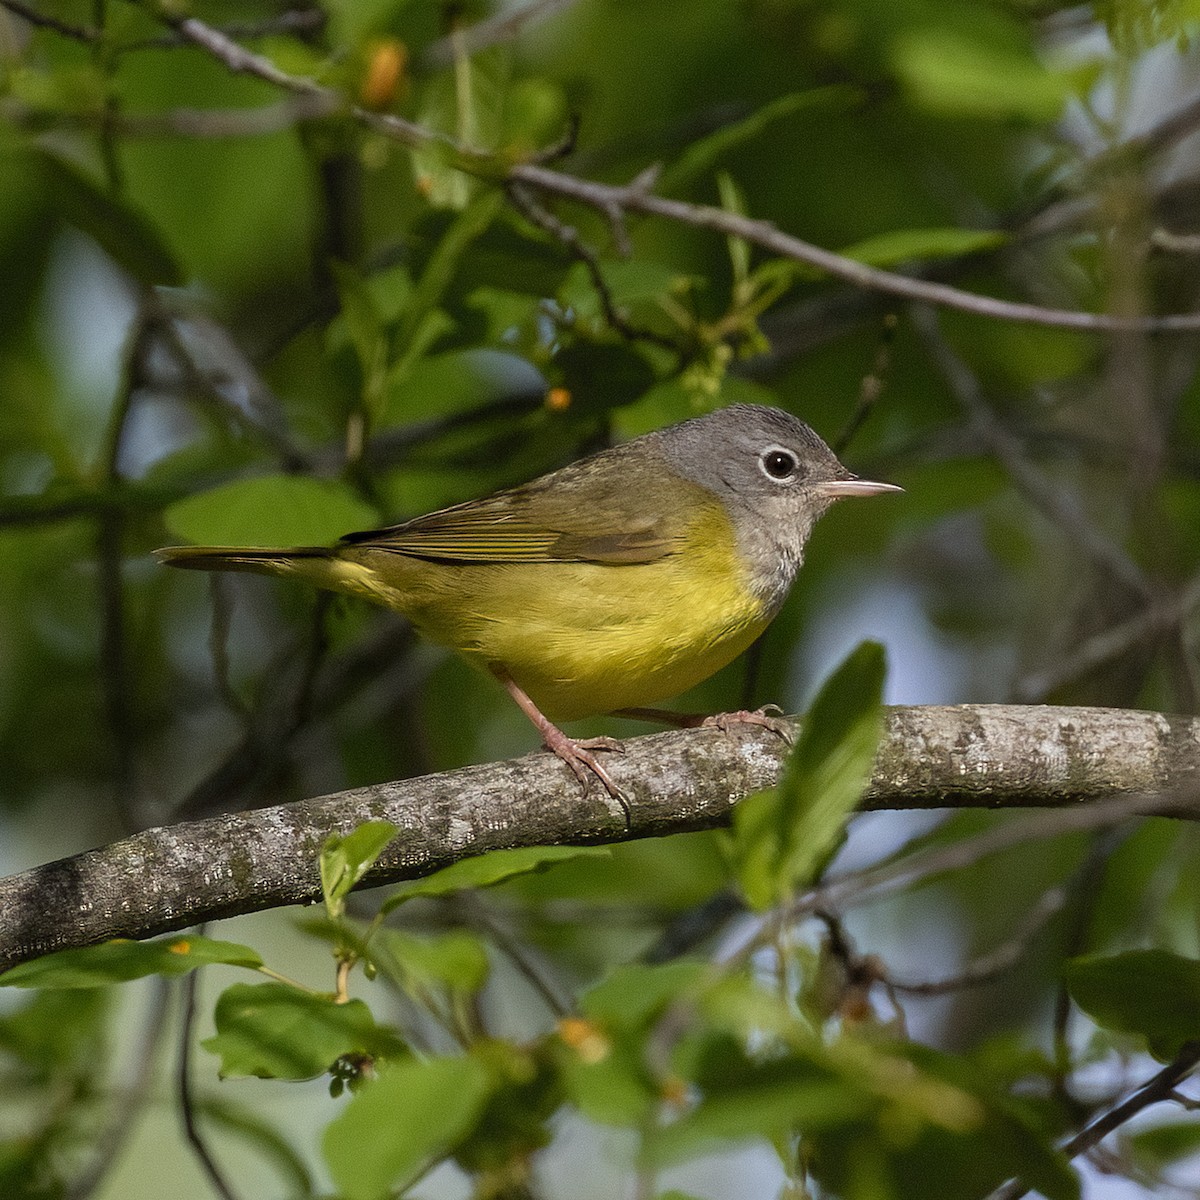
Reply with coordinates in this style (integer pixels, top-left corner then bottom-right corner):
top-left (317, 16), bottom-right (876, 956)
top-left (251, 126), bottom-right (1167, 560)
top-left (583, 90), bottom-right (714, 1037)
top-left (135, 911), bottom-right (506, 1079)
top-left (154, 545), bottom-right (330, 576)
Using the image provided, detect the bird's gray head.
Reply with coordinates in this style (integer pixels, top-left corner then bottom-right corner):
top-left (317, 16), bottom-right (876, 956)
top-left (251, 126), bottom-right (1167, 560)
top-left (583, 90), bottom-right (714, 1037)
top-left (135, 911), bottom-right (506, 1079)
top-left (655, 404), bottom-right (900, 611)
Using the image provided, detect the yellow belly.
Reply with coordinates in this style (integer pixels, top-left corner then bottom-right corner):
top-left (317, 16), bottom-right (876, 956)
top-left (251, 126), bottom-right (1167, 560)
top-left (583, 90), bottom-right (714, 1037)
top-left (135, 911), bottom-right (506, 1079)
top-left (326, 526), bottom-right (769, 721)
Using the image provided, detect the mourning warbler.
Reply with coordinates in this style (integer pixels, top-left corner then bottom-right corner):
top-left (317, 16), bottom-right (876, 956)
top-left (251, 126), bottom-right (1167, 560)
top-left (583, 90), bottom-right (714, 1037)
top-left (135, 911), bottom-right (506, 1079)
top-left (156, 404), bottom-right (900, 806)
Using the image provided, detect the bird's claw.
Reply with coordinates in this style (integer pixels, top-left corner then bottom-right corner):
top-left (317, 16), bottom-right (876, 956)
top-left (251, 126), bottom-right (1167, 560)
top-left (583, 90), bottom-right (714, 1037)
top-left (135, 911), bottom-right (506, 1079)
top-left (701, 706), bottom-right (795, 744)
top-left (540, 729), bottom-right (631, 825)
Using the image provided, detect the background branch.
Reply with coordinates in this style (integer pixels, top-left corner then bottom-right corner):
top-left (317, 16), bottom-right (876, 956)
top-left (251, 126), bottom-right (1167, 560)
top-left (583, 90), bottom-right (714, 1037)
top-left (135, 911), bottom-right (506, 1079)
top-left (133, 11), bottom-right (1200, 335)
top-left (2, 704), bottom-right (1198, 973)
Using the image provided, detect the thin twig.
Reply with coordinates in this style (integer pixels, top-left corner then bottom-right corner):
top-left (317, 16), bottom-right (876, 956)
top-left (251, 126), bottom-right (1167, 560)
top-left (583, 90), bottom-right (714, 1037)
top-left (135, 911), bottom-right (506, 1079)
top-left (421, 0), bottom-right (582, 69)
top-left (64, 979), bottom-right (171, 1200)
top-left (174, 616), bottom-right (419, 820)
top-left (0, 0), bottom-right (98, 41)
top-left (715, 788), bottom-right (1198, 973)
top-left (122, 96), bottom-right (334, 139)
top-left (457, 895), bottom-right (570, 1018)
top-left (642, 890), bottom-right (745, 964)
top-left (506, 181), bottom-right (680, 351)
top-left (146, 296), bottom-right (310, 471)
top-left (129, 9), bottom-right (326, 51)
top-left (139, 11), bottom-right (1200, 334)
top-left (815, 790), bottom-right (1195, 914)
top-left (986, 1042), bottom-right (1200, 1200)
top-left (1015, 572), bottom-right (1200, 702)
top-left (832, 311), bottom-right (898, 456)
top-left (509, 161), bottom-right (1200, 334)
top-left (889, 885), bottom-right (1071, 996)
top-left (911, 302), bottom-right (1150, 598)
top-left (179, 966), bottom-right (241, 1200)
top-left (206, 576), bottom-right (250, 722)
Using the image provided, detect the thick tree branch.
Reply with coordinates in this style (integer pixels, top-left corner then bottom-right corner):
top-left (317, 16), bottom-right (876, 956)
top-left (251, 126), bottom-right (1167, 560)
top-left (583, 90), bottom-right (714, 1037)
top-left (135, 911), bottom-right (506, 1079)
top-left (2, 705), bottom-right (1199, 973)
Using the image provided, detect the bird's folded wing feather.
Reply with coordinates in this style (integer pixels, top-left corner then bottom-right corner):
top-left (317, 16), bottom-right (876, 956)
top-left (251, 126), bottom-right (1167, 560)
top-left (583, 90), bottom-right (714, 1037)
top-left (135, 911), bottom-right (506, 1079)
top-left (336, 489), bottom-right (682, 564)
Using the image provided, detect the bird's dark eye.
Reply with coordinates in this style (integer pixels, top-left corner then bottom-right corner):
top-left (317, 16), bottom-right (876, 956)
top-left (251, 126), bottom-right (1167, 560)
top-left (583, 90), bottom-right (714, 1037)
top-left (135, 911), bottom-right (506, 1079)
top-left (761, 448), bottom-right (799, 480)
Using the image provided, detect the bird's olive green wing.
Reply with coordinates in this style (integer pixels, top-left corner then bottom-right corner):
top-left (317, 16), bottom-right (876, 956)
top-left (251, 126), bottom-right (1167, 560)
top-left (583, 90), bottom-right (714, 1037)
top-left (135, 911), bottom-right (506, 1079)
top-left (337, 467), bottom-right (694, 565)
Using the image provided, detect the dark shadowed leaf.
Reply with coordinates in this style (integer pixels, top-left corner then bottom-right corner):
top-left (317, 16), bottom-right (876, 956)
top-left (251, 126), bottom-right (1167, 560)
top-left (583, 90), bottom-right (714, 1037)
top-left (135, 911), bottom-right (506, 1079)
top-left (0, 936), bottom-right (262, 989)
top-left (32, 148), bottom-right (183, 284)
top-left (1065, 950), bottom-right (1200, 1058)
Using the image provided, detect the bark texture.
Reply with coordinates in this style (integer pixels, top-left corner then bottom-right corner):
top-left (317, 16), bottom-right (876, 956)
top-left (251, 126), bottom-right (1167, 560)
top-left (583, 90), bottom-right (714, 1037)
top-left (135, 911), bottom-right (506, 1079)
top-left (2, 704), bottom-right (1197, 972)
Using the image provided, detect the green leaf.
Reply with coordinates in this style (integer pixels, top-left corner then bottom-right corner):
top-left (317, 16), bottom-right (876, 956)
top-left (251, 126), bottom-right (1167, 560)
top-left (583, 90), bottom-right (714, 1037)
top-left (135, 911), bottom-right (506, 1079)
top-left (411, 49), bottom-right (510, 209)
top-left (0, 935), bottom-right (262, 989)
top-left (1128, 1119), bottom-right (1200, 1170)
top-left (374, 928), bottom-right (490, 994)
top-left (653, 1074), bottom-right (865, 1163)
top-left (330, 260), bottom-right (384, 375)
top-left (612, 375), bottom-right (779, 440)
top-left (557, 1040), bottom-right (660, 1126)
top-left (732, 641), bottom-right (886, 910)
top-left (582, 961), bottom-right (707, 1030)
top-left (659, 87), bottom-right (860, 194)
top-left (163, 475), bottom-right (378, 546)
top-left (320, 820), bottom-right (399, 921)
top-left (323, 1054), bottom-right (494, 1199)
top-left (329, 260), bottom-right (389, 421)
top-left (892, 29), bottom-right (1067, 121)
top-left (501, 77), bottom-right (570, 155)
top-left (717, 171), bottom-right (750, 285)
top-left (32, 148), bottom-right (183, 285)
top-left (1065, 950), bottom-right (1200, 1058)
top-left (558, 258), bottom-right (687, 332)
top-left (839, 227), bottom-right (1006, 268)
top-left (396, 188), bottom-right (504, 358)
top-left (381, 844), bottom-right (611, 912)
top-left (0, 989), bottom-right (108, 1070)
top-left (203, 983), bottom-right (404, 1079)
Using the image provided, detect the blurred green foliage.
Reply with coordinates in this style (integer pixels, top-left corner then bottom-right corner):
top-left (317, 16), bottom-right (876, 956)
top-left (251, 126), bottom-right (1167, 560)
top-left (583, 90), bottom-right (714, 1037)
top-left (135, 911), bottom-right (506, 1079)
top-left (3, 0), bottom-right (1200, 1197)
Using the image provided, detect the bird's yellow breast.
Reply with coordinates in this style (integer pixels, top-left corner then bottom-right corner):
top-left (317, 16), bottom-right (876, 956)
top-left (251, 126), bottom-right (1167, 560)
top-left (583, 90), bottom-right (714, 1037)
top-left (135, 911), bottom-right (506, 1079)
top-left (327, 504), bottom-right (769, 720)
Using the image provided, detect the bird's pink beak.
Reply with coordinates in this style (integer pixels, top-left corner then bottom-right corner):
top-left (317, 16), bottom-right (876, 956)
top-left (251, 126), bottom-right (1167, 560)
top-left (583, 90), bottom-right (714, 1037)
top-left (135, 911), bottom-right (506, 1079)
top-left (815, 479), bottom-right (904, 499)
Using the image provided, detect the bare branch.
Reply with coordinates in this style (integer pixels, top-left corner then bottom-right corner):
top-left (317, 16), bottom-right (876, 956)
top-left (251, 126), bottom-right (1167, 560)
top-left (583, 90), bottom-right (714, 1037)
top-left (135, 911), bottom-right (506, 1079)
top-left (178, 966), bottom-right (241, 1200)
top-left (911, 302), bottom-right (1150, 597)
top-left (1015, 572), bottom-right (1200, 702)
top-left (988, 1042), bottom-right (1200, 1200)
top-left (112, 11), bottom-right (1200, 334)
top-left (421, 0), bottom-right (583, 69)
top-left (506, 181), bottom-right (680, 351)
top-left (3, 705), bottom-right (1200, 973)
top-left (0, 0), bottom-right (98, 42)
top-left (508, 162), bottom-right (1200, 333)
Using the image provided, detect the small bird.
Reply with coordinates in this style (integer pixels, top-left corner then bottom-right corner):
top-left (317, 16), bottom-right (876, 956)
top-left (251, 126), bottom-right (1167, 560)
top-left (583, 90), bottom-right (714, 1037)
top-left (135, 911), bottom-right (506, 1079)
top-left (157, 404), bottom-right (900, 809)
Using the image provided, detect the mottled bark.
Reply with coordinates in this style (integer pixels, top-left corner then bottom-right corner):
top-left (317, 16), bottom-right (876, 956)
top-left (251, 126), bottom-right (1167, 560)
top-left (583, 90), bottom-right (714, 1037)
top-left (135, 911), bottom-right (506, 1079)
top-left (2, 705), bottom-right (1197, 972)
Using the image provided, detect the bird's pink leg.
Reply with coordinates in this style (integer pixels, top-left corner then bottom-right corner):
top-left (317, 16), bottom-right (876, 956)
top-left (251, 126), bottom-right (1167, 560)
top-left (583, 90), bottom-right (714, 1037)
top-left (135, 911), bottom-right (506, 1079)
top-left (492, 668), bottom-right (630, 824)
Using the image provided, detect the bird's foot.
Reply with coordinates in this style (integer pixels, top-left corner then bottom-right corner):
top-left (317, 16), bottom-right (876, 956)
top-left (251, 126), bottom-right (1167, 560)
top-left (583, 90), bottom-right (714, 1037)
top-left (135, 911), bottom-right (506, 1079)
top-left (700, 705), bottom-right (795, 743)
top-left (539, 726), bottom-right (630, 823)
top-left (491, 666), bottom-right (632, 824)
